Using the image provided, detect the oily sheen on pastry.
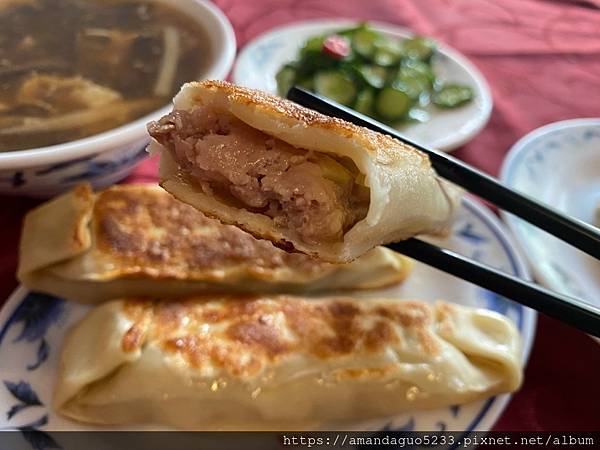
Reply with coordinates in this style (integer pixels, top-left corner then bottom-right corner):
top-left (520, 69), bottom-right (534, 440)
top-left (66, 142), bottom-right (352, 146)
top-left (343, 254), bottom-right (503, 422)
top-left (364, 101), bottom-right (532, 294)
top-left (18, 183), bottom-right (411, 303)
top-left (54, 295), bottom-right (522, 429)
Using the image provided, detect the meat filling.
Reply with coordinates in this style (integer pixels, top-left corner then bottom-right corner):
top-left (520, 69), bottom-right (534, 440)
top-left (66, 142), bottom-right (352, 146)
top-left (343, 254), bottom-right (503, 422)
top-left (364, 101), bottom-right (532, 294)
top-left (148, 106), bottom-right (369, 244)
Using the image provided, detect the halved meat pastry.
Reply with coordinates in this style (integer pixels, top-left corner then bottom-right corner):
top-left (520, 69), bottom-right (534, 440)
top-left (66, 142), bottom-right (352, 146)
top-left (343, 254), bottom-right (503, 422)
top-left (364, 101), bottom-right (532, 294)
top-left (17, 183), bottom-right (411, 303)
top-left (148, 80), bottom-right (460, 263)
top-left (54, 295), bottom-right (522, 429)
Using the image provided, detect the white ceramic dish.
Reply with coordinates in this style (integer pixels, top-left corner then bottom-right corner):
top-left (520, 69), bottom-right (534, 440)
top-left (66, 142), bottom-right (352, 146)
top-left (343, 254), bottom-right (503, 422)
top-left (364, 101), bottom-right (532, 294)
top-left (500, 118), bottom-right (600, 338)
top-left (0, 0), bottom-right (236, 198)
top-left (0, 197), bottom-right (535, 442)
top-left (233, 19), bottom-right (493, 153)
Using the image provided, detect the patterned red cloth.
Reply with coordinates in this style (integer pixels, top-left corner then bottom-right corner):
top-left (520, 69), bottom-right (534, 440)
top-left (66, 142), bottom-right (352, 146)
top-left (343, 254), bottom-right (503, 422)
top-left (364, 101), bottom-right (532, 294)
top-left (1, 0), bottom-right (599, 431)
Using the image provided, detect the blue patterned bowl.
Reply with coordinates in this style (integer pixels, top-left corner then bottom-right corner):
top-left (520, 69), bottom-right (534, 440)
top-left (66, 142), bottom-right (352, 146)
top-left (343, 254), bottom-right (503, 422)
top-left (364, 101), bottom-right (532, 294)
top-left (0, 0), bottom-right (236, 198)
top-left (500, 118), bottom-right (600, 343)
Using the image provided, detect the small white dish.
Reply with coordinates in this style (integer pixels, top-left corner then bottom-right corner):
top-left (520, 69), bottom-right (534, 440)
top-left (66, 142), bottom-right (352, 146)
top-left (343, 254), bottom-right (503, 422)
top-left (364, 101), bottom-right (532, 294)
top-left (0, 0), bottom-right (236, 198)
top-left (0, 197), bottom-right (535, 437)
top-left (500, 118), bottom-right (600, 329)
top-left (233, 19), bottom-right (493, 152)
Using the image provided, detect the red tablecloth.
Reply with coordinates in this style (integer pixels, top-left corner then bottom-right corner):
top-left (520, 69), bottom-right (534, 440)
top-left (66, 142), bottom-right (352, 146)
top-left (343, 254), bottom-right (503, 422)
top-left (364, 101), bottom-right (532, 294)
top-left (1, 0), bottom-right (599, 431)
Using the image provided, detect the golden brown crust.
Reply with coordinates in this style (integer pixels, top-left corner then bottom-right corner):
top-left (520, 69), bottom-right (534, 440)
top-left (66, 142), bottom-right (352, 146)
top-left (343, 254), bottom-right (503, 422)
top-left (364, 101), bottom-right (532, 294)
top-left (120, 296), bottom-right (440, 379)
top-left (92, 185), bottom-right (327, 279)
top-left (54, 294), bottom-right (522, 429)
top-left (70, 184), bottom-right (95, 248)
top-left (156, 81), bottom-right (459, 264)
top-left (435, 301), bottom-right (458, 336)
top-left (121, 324), bottom-right (145, 353)
top-left (190, 80), bottom-right (430, 167)
top-left (19, 183), bottom-right (413, 304)
top-left (17, 183), bottom-right (95, 277)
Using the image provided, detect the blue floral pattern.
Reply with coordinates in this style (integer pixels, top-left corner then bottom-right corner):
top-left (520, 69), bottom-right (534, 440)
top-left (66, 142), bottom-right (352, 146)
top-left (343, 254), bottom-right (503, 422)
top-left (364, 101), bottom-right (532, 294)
top-left (34, 155), bottom-right (96, 176)
top-left (0, 142), bottom-right (148, 196)
top-left (0, 380), bottom-right (62, 450)
top-left (456, 222), bottom-right (488, 244)
top-left (0, 200), bottom-right (533, 448)
top-left (7, 415), bottom-right (61, 450)
top-left (60, 147), bottom-right (147, 183)
top-left (501, 119), bottom-right (600, 306)
top-left (0, 292), bottom-right (65, 372)
top-left (1, 382), bottom-right (58, 449)
top-left (0, 292), bottom-right (66, 449)
top-left (4, 381), bottom-right (42, 420)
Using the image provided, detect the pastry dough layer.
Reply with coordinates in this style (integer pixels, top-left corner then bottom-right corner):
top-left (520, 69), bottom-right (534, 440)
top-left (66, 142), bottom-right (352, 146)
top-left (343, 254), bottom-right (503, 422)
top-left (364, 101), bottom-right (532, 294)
top-left (18, 184), bottom-right (412, 303)
top-left (54, 295), bottom-right (522, 429)
top-left (151, 80), bottom-right (460, 263)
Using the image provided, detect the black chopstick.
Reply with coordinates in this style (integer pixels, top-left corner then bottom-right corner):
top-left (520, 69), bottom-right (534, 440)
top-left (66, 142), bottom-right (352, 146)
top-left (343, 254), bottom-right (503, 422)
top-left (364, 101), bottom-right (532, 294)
top-left (287, 86), bottom-right (600, 337)
top-left (287, 87), bottom-right (600, 260)
top-left (389, 238), bottom-right (600, 338)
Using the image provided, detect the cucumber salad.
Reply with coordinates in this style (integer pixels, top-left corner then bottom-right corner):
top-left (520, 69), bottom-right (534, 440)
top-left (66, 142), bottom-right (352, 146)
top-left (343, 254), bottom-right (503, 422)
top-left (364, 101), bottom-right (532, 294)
top-left (276, 24), bottom-right (474, 126)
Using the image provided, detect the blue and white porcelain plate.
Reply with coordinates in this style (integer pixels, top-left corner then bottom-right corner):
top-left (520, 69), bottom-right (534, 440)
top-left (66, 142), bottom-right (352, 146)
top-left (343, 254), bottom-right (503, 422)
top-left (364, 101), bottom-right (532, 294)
top-left (233, 19), bottom-right (493, 152)
top-left (500, 118), bottom-right (600, 332)
top-left (0, 198), bottom-right (535, 444)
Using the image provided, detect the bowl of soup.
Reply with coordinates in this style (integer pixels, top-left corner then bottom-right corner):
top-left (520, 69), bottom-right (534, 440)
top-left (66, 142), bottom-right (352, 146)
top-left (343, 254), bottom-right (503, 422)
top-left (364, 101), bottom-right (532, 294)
top-left (0, 0), bottom-right (235, 197)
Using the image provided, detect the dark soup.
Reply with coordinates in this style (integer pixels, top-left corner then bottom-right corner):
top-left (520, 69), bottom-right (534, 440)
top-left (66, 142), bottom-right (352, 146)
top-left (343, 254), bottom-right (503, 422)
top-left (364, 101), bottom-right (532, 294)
top-left (0, 0), bottom-right (211, 151)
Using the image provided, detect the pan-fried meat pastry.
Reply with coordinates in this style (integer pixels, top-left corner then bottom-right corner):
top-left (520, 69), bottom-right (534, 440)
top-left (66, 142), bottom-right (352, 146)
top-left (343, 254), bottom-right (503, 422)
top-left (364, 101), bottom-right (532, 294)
top-left (148, 80), bottom-right (460, 263)
top-left (54, 295), bottom-right (522, 429)
top-left (18, 183), bottom-right (411, 303)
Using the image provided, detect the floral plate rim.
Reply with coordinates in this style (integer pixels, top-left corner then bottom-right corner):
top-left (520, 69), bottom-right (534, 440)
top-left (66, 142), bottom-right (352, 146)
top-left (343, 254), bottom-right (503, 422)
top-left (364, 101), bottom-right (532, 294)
top-left (0, 198), bottom-right (536, 443)
top-left (499, 117), bottom-right (600, 344)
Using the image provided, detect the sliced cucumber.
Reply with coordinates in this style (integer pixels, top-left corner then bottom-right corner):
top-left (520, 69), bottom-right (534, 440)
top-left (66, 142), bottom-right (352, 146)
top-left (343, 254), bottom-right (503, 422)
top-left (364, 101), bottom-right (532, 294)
top-left (374, 49), bottom-right (399, 66)
top-left (297, 77), bottom-right (315, 91)
top-left (275, 25), bottom-right (451, 125)
top-left (375, 87), bottom-right (411, 121)
top-left (301, 36), bottom-right (325, 55)
top-left (357, 65), bottom-right (387, 89)
top-left (337, 24), bottom-right (366, 38)
top-left (393, 74), bottom-right (430, 101)
top-left (296, 36), bottom-right (334, 74)
top-left (433, 84), bottom-right (473, 108)
top-left (296, 51), bottom-right (335, 75)
top-left (276, 65), bottom-right (296, 97)
top-left (402, 36), bottom-right (436, 61)
top-left (352, 28), bottom-right (379, 59)
top-left (400, 59), bottom-right (435, 85)
top-left (373, 39), bottom-right (402, 67)
top-left (314, 71), bottom-right (357, 106)
top-left (354, 89), bottom-right (375, 116)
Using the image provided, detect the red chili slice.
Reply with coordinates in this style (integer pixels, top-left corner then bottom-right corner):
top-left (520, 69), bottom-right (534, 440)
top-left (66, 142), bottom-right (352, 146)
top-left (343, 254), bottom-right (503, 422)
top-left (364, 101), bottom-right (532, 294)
top-left (322, 35), bottom-right (351, 60)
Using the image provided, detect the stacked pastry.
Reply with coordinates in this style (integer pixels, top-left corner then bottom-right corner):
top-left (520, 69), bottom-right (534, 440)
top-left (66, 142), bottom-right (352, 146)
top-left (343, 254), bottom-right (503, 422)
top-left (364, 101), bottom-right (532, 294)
top-left (18, 81), bottom-right (522, 430)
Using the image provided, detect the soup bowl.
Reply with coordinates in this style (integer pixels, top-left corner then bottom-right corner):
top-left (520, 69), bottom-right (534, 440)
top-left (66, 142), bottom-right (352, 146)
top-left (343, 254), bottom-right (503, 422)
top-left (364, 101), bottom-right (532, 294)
top-left (0, 0), bottom-right (236, 197)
